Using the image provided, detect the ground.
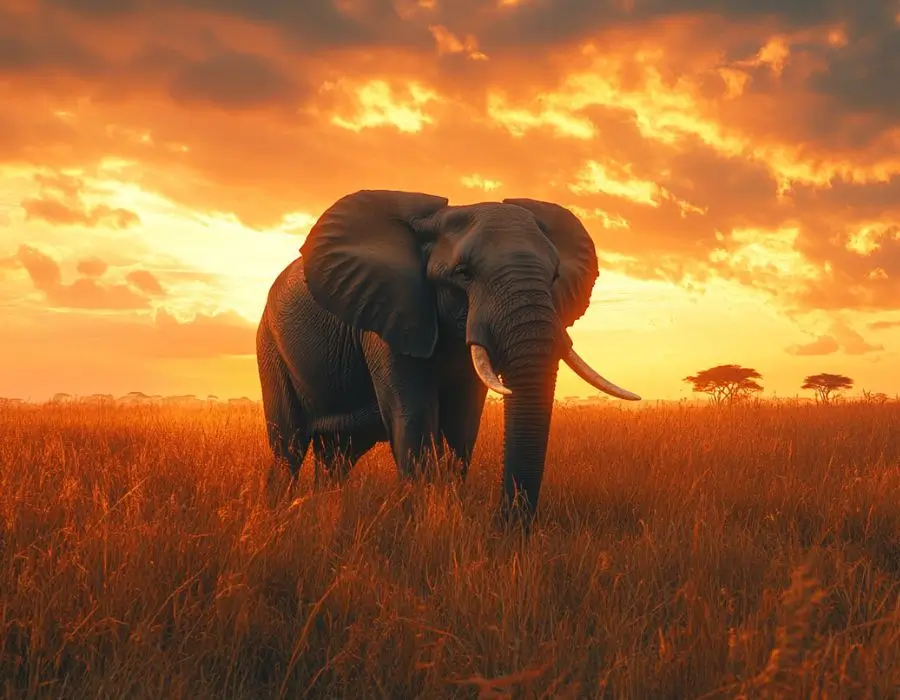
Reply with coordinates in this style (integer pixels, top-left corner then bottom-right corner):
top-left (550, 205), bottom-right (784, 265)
top-left (1, 400), bottom-right (899, 698)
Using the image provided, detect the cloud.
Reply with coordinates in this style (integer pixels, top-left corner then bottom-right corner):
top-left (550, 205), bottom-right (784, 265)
top-left (22, 195), bottom-right (141, 228)
top-left (428, 25), bottom-right (488, 60)
top-left (789, 220), bottom-right (900, 311)
top-left (12, 244), bottom-right (165, 309)
top-left (76, 256), bottom-right (108, 277)
top-left (836, 321), bottom-right (887, 356)
top-left (126, 269), bottom-right (165, 295)
top-left (328, 79), bottom-right (440, 133)
top-left (786, 335), bottom-right (840, 357)
top-left (164, 47), bottom-right (308, 110)
top-left (786, 320), bottom-right (885, 357)
top-left (0, 7), bottom-right (105, 77)
top-left (569, 159), bottom-right (705, 215)
top-left (20, 172), bottom-right (140, 229)
top-left (870, 319), bottom-right (900, 331)
top-left (0, 0), bottom-right (896, 323)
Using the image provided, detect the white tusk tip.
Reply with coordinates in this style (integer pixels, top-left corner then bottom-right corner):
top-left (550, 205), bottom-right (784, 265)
top-left (470, 343), bottom-right (512, 396)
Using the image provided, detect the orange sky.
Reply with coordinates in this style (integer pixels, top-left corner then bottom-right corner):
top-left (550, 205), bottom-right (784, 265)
top-left (1, 0), bottom-right (899, 402)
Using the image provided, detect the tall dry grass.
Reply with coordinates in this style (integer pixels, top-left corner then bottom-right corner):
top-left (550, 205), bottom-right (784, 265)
top-left (1, 400), bottom-right (899, 699)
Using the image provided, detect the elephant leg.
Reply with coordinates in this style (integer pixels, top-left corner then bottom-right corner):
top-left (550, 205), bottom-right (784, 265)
top-left (439, 380), bottom-right (488, 481)
top-left (383, 397), bottom-right (441, 481)
top-left (364, 336), bottom-right (440, 480)
top-left (311, 428), bottom-right (379, 489)
top-left (258, 339), bottom-right (309, 480)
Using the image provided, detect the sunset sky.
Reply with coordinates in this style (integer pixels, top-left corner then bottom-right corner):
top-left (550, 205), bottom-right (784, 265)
top-left (1, 0), bottom-right (899, 402)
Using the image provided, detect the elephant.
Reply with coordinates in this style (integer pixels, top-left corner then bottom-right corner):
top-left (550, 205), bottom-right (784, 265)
top-left (256, 189), bottom-right (640, 528)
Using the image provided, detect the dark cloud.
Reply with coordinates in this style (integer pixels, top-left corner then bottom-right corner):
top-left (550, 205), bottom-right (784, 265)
top-left (791, 177), bottom-right (900, 220)
top-left (663, 139), bottom-right (785, 227)
top-left (478, 0), bottom-right (866, 46)
top-left (167, 48), bottom-right (305, 109)
top-left (45, 0), bottom-right (144, 16)
top-left (3, 0), bottom-right (897, 144)
top-left (185, 0), bottom-right (376, 46)
top-left (46, 0), bottom-right (418, 48)
top-left (0, 5), bottom-right (311, 110)
top-left (0, 9), bottom-right (105, 76)
top-left (809, 20), bottom-right (900, 128)
top-left (469, 0), bottom-right (900, 154)
top-left (0, 0), bottom-right (897, 317)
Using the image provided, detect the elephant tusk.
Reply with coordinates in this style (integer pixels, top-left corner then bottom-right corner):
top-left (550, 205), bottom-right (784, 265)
top-left (563, 346), bottom-right (641, 401)
top-left (470, 344), bottom-right (512, 396)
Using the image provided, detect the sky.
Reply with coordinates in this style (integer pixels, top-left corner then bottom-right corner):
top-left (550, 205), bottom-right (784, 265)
top-left (1, 0), bottom-right (899, 402)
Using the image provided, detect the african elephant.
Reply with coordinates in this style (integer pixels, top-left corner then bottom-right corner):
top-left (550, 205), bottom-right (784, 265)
top-left (256, 189), bottom-right (640, 528)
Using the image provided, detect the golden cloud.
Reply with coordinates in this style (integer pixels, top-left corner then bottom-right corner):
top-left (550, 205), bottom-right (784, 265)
top-left (8, 245), bottom-right (165, 310)
top-left (328, 79), bottom-right (441, 133)
top-left (787, 320), bottom-right (885, 356)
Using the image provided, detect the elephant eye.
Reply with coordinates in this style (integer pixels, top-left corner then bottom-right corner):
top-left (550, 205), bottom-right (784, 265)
top-left (453, 263), bottom-right (473, 282)
top-left (552, 269), bottom-right (560, 283)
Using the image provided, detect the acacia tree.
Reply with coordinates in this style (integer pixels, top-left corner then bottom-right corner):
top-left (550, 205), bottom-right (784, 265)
top-left (802, 373), bottom-right (853, 404)
top-left (683, 364), bottom-right (764, 405)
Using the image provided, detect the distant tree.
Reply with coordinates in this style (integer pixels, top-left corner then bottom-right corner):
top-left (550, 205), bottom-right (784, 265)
top-left (861, 389), bottom-right (889, 405)
top-left (802, 373), bottom-right (853, 404)
top-left (683, 364), bottom-right (764, 405)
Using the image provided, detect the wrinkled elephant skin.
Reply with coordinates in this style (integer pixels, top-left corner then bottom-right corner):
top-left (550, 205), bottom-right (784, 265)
top-left (257, 189), bottom-right (640, 528)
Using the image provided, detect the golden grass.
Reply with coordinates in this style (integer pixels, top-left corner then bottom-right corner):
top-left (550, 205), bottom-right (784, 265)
top-left (2, 401), bottom-right (900, 699)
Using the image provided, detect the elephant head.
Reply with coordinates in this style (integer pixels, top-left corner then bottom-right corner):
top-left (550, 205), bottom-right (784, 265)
top-left (300, 189), bottom-right (640, 524)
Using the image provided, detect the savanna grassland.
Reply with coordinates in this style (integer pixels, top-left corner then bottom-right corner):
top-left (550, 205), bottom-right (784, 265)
top-left (2, 400), bottom-right (900, 699)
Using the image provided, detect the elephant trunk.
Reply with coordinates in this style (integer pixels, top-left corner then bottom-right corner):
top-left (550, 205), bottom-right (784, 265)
top-left (492, 296), bottom-right (561, 530)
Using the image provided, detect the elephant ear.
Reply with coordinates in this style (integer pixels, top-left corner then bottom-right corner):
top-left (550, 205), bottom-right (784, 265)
top-left (503, 198), bottom-right (599, 327)
top-left (300, 189), bottom-right (449, 357)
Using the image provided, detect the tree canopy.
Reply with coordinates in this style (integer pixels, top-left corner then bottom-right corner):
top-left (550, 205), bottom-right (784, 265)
top-left (802, 373), bottom-right (853, 404)
top-left (683, 364), bottom-right (764, 404)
